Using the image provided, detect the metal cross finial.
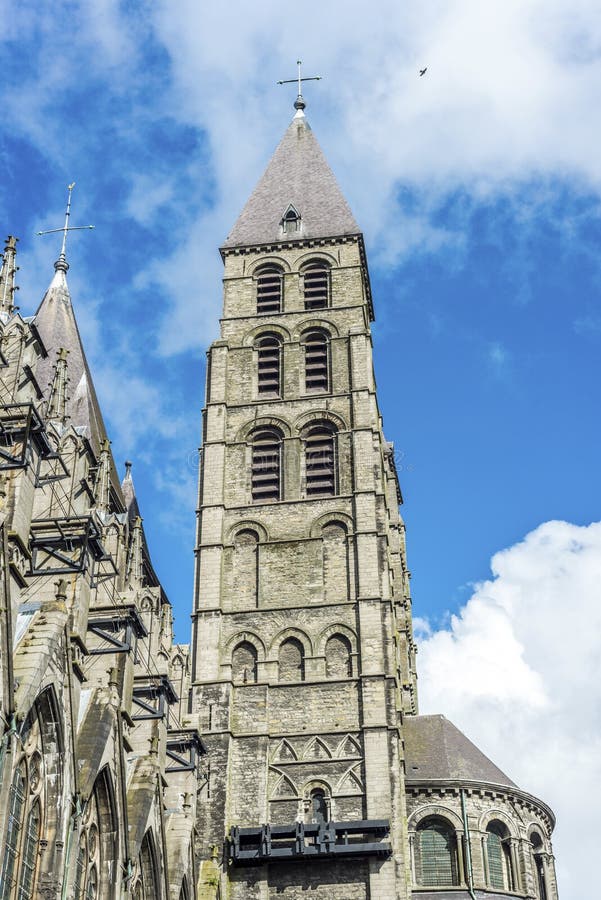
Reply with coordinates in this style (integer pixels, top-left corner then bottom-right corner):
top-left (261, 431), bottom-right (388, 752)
top-left (277, 60), bottom-right (322, 115)
top-left (37, 183), bottom-right (95, 272)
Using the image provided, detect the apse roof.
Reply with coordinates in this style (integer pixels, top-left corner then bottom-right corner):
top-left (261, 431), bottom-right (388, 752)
top-left (223, 114), bottom-right (360, 249)
top-left (404, 715), bottom-right (517, 789)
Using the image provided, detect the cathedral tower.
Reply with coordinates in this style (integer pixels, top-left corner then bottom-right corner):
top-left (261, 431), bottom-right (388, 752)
top-left (191, 100), bottom-right (560, 900)
top-left (191, 100), bottom-right (418, 898)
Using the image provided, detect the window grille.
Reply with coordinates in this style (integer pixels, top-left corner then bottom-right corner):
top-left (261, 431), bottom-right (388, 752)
top-left (251, 429), bottom-right (282, 502)
top-left (303, 264), bottom-right (330, 310)
top-left (17, 801), bottom-right (40, 899)
top-left (416, 818), bottom-right (458, 886)
top-left (303, 331), bottom-right (329, 392)
top-left (256, 335), bottom-right (281, 396)
top-left (304, 424), bottom-right (337, 496)
top-left (0, 762), bottom-right (26, 899)
top-left (256, 267), bottom-right (283, 314)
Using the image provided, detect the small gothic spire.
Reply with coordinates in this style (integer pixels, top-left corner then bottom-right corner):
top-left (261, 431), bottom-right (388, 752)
top-left (46, 348), bottom-right (70, 424)
top-left (0, 236), bottom-right (19, 317)
top-left (94, 438), bottom-right (112, 514)
top-left (126, 515), bottom-right (144, 588)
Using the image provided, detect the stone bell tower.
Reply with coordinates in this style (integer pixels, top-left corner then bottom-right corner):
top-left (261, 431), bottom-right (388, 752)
top-left (191, 94), bottom-right (418, 900)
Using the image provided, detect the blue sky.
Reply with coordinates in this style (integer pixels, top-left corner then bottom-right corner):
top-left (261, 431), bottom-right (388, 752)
top-left (2, 2), bottom-right (600, 896)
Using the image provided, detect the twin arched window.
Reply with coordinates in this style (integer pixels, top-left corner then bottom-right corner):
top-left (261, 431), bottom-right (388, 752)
top-left (415, 817), bottom-right (459, 887)
top-left (255, 261), bottom-right (330, 314)
top-left (250, 421), bottom-right (338, 502)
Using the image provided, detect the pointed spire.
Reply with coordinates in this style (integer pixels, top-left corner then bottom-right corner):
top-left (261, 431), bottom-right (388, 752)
top-left (0, 236), bottom-right (19, 317)
top-left (45, 348), bottom-right (70, 424)
top-left (223, 115), bottom-right (359, 250)
top-left (94, 438), bottom-right (112, 513)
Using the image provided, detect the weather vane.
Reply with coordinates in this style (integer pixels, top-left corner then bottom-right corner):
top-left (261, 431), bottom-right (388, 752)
top-left (278, 59), bottom-right (322, 113)
top-left (37, 183), bottom-right (95, 271)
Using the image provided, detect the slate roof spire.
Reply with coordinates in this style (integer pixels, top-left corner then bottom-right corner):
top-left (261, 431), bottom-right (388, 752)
top-left (223, 110), bottom-right (360, 250)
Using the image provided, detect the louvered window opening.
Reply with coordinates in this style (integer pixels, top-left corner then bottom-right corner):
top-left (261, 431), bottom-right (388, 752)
top-left (252, 431), bottom-right (281, 502)
top-left (305, 427), bottom-right (336, 496)
top-left (257, 336), bottom-right (281, 396)
top-left (304, 332), bottom-right (329, 392)
top-left (17, 802), bottom-right (40, 900)
top-left (256, 269), bottom-right (282, 314)
top-left (0, 764), bottom-right (26, 899)
top-left (487, 829), bottom-right (510, 890)
top-left (303, 265), bottom-right (329, 310)
top-left (417, 821), bottom-right (458, 886)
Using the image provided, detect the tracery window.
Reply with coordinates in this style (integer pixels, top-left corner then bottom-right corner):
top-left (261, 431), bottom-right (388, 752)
top-left (251, 428), bottom-right (282, 502)
top-left (17, 800), bottom-right (41, 900)
top-left (486, 821), bottom-right (513, 890)
top-left (415, 817), bottom-right (459, 887)
top-left (256, 266), bottom-right (283, 314)
top-left (136, 831), bottom-right (160, 899)
top-left (302, 330), bottom-right (329, 392)
top-left (303, 422), bottom-right (337, 497)
top-left (278, 638), bottom-right (305, 682)
top-left (0, 761), bottom-right (27, 898)
top-left (76, 770), bottom-right (115, 900)
top-left (255, 333), bottom-right (282, 396)
top-left (302, 262), bottom-right (330, 310)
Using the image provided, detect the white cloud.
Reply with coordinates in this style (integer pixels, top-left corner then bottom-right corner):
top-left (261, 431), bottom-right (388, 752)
top-left (416, 520), bottom-right (601, 900)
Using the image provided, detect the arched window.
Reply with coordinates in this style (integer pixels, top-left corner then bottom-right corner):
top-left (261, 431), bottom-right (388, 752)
top-left (302, 262), bottom-right (330, 310)
top-left (85, 866), bottom-right (98, 899)
top-left (17, 800), bottom-right (41, 898)
top-left (310, 789), bottom-right (328, 825)
top-left (255, 333), bottom-right (282, 396)
top-left (531, 832), bottom-right (547, 900)
top-left (486, 821), bottom-right (513, 890)
top-left (415, 817), bottom-right (459, 887)
top-left (304, 422), bottom-right (337, 497)
top-left (0, 761), bottom-right (26, 898)
top-left (302, 330), bottom-right (329, 392)
top-left (325, 634), bottom-right (352, 678)
top-left (251, 428), bottom-right (282, 502)
top-left (256, 266), bottom-right (283, 314)
top-left (278, 638), bottom-right (305, 682)
top-left (232, 641), bottom-right (258, 684)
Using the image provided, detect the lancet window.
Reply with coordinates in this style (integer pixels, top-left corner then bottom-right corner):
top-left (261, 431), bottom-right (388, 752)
top-left (302, 262), bottom-right (330, 310)
top-left (303, 422), bottom-right (337, 496)
top-left (256, 265), bottom-right (283, 314)
top-left (415, 817), bottom-right (459, 887)
top-left (251, 428), bottom-right (282, 502)
top-left (0, 761), bottom-right (27, 898)
top-left (302, 330), bottom-right (329, 392)
top-left (255, 333), bottom-right (282, 396)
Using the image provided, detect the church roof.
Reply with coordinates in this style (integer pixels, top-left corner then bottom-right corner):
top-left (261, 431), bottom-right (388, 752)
top-left (404, 714), bottom-right (517, 789)
top-left (33, 265), bottom-right (123, 500)
top-left (223, 114), bottom-right (360, 249)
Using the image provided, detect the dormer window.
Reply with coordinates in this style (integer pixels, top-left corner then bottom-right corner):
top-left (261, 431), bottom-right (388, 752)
top-left (281, 205), bottom-right (301, 234)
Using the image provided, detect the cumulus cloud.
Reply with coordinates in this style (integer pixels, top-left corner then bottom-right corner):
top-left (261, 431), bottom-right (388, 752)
top-left (416, 520), bottom-right (601, 900)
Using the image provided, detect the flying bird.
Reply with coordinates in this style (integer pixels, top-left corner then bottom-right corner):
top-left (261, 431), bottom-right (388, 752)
top-left (419, 67), bottom-right (428, 76)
